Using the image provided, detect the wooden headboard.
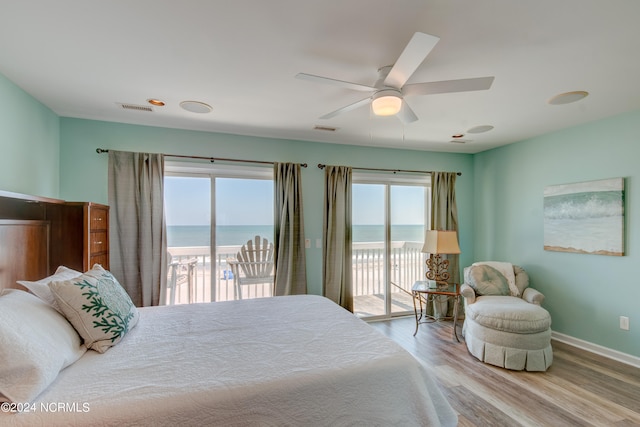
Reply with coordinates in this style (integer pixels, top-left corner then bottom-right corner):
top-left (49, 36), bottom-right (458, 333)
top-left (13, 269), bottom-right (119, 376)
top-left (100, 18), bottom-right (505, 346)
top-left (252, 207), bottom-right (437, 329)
top-left (0, 190), bottom-right (63, 291)
top-left (0, 220), bottom-right (50, 291)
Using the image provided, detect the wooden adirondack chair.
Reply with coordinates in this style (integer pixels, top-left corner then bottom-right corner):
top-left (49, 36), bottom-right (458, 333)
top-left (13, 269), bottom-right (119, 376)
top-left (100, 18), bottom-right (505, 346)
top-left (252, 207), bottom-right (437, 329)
top-left (227, 236), bottom-right (275, 299)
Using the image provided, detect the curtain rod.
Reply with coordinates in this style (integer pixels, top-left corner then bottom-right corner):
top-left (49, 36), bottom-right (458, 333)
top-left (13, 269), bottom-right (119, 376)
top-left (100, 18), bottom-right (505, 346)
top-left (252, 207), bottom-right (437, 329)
top-left (96, 148), bottom-right (308, 168)
top-left (317, 163), bottom-right (461, 176)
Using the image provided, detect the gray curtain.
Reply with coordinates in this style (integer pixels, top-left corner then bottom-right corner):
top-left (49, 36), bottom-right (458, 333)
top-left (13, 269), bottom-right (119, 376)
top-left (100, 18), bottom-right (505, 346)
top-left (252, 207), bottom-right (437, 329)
top-left (108, 151), bottom-right (167, 307)
top-left (273, 162), bottom-right (307, 295)
top-left (322, 166), bottom-right (353, 311)
top-left (431, 172), bottom-right (460, 316)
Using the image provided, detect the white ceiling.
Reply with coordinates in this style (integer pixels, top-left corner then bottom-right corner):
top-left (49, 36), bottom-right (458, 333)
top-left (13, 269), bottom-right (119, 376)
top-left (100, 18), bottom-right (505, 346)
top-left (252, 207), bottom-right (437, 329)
top-left (1, 1), bottom-right (639, 154)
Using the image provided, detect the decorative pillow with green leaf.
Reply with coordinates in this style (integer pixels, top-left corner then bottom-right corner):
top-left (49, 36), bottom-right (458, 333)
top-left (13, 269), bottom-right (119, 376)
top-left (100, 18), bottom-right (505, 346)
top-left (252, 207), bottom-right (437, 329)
top-left (50, 264), bottom-right (139, 353)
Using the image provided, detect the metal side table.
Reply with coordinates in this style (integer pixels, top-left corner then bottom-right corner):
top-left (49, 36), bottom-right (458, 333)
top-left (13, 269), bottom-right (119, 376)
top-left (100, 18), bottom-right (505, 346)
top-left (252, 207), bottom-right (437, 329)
top-left (412, 280), bottom-right (461, 342)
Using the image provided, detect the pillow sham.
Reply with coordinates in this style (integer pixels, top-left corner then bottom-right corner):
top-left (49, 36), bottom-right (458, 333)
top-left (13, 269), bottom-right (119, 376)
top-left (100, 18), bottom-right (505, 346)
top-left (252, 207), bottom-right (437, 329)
top-left (18, 266), bottom-right (83, 312)
top-left (472, 261), bottom-right (519, 296)
top-left (468, 265), bottom-right (510, 296)
top-left (0, 289), bottom-right (87, 403)
top-left (50, 264), bottom-right (139, 353)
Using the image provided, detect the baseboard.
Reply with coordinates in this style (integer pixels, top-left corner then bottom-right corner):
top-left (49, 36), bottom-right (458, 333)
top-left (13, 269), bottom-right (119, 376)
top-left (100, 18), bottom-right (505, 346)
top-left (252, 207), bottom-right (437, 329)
top-left (551, 331), bottom-right (640, 369)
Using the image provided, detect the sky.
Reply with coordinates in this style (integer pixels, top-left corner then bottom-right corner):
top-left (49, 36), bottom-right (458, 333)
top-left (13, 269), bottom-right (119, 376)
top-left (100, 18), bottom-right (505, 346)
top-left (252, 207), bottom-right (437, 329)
top-left (352, 183), bottom-right (425, 225)
top-left (165, 176), bottom-right (425, 226)
top-left (165, 176), bottom-right (273, 226)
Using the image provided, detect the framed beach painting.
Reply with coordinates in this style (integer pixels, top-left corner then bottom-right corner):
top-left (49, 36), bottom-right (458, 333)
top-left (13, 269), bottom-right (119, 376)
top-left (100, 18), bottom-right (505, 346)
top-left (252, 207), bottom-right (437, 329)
top-left (544, 178), bottom-right (625, 256)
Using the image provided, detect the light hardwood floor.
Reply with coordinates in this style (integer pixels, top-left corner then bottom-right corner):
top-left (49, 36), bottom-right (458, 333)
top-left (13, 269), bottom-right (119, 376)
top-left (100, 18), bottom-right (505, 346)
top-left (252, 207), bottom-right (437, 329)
top-left (369, 316), bottom-right (640, 427)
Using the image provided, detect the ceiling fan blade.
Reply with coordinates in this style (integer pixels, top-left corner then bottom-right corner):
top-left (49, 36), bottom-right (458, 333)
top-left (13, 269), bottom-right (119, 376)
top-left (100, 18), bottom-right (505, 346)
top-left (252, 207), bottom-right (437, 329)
top-left (320, 97), bottom-right (371, 119)
top-left (396, 101), bottom-right (418, 125)
top-left (384, 32), bottom-right (440, 89)
top-left (402, 76), bottom-right (495, 96)
top-left (296, 73), bottom-right (375, 92)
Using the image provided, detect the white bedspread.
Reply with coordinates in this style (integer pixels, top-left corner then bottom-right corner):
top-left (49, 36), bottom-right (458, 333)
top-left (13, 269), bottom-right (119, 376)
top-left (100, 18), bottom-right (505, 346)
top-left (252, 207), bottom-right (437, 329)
top-left (2, 295), bottom-right (456, 426)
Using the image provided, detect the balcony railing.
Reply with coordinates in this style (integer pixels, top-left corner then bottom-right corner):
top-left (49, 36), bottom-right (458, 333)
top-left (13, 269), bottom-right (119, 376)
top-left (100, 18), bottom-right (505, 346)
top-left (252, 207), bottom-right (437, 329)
top-left (167, 241), bottom-right (427, 305)
top-left (352, 241), bottom-right (425, 297)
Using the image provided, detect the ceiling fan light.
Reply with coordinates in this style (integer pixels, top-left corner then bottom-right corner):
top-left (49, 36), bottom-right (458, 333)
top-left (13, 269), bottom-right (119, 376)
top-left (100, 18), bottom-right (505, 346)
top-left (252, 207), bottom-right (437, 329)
top-left (372, 91), bottom-right (402, 116)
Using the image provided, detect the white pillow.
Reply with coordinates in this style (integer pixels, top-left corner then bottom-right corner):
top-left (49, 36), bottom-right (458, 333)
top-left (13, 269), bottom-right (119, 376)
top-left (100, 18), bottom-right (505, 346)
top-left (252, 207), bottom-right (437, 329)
top-left (50, 264), bottom-right (139, 353)
top-left (0, 289), bottom-right (87, 403)
top-left (18, 266), bottom-right (83, 312)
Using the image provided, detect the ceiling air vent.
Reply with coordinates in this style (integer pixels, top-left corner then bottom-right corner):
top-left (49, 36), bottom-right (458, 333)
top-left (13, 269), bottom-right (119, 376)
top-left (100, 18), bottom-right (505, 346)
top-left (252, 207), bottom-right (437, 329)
top-left (313, 125), bottom-right (337, 132)
top-left (118, 103), bottom-right (154, 112)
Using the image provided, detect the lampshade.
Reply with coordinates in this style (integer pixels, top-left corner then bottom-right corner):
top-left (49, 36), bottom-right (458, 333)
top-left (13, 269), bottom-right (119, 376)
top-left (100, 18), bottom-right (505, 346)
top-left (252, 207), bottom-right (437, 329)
top-left (421, 230), bottom-right (461, 254)
top-left (371, 90), bottom-right (402, 116)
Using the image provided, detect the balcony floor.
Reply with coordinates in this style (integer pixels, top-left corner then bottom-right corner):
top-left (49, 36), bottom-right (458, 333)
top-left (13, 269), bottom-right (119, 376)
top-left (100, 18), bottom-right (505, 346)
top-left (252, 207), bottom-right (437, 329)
top-left (168, 274), bottom-right (417, 318)
top-left (353, 292), bottom-right (416, 317)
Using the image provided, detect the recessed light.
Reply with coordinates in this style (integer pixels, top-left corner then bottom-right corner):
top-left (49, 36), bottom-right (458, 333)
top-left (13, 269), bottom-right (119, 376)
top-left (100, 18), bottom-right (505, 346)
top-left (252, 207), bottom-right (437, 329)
top-left (180, 100), bottom-right (213, 114)
top-left (147, 99), bottom-right (165, 107)
top-left (548, 91), bottom-right (589, 105)
top-left (452, 134), bottom-right (465, 139)
top-left (467, 125), bottom-right (494, 134)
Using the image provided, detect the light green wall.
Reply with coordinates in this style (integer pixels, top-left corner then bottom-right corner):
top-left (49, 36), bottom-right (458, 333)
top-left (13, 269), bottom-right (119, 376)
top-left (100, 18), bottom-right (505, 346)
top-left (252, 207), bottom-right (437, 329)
top-left (0, 73), bottom-right (60, 197)
top-left (473, 110), bottom-right (640, 357)
top-left (4, 66), bottom-right (638, 358)
top-left (59, 117), bottom-right (475, 296)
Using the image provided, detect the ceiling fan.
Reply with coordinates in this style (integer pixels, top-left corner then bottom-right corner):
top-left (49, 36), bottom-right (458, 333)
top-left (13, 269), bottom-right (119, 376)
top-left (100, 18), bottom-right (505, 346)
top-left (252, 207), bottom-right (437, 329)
top-left (296, 32), bottom-right (494, 124)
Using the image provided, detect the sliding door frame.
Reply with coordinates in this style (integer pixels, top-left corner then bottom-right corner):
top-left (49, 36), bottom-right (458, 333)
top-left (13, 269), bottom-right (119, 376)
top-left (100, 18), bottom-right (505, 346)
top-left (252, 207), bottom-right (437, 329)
top-left (353, 172), bottom-right (431, 321)
top-left (165, 161), bottom-right (274, 302)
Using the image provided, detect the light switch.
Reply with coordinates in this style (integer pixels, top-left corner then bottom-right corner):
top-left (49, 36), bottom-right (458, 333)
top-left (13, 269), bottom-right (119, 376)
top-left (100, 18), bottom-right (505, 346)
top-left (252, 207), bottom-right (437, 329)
top-left (305, 238), bottom-right (311, 248)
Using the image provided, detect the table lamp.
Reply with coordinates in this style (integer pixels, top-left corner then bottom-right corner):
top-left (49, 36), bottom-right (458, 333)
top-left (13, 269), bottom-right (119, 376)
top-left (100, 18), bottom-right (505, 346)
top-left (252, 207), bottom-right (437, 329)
top-left (421, 230), bottom-right (461, 284)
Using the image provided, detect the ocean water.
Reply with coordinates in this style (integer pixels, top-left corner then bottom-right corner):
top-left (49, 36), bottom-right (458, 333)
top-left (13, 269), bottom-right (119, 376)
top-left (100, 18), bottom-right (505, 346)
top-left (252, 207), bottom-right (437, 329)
top-left (167, 225), bottom-right (273, 247)
top-left (167, 224), bottom-right (424, 247)
top-left (543, 190), bottom-right (624, 220)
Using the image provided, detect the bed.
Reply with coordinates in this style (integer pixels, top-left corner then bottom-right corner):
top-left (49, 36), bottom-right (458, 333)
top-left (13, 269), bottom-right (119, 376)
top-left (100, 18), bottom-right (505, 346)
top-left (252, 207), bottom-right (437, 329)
top-left (0, 216), bottom-right (457, 426)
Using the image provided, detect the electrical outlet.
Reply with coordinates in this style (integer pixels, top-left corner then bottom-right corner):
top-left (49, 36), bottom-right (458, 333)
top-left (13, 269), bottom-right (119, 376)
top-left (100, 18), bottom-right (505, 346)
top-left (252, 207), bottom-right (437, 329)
top-left (620, 316), bottom-right (630, 331)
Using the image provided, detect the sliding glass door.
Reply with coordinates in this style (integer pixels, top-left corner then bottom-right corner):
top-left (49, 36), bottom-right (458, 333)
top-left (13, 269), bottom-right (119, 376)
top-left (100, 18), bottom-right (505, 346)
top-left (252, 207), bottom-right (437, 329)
top-left (389, 185), bottom-right (427, 315)
top-left (352, 175), bottom-right (429, 319)
top-left (352, 183), bottom-right (385, 317)
top-left (164, 163), bottom-right (273, 304)
top-left (165, 175), bottom-right (211, 304)
top-left (215, 177), bottom-right (274, 301)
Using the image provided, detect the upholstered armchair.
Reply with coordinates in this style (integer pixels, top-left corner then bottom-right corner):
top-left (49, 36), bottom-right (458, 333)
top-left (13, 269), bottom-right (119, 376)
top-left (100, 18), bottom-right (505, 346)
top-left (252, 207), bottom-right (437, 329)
top-left (460, 262), bottom-right (552, 371)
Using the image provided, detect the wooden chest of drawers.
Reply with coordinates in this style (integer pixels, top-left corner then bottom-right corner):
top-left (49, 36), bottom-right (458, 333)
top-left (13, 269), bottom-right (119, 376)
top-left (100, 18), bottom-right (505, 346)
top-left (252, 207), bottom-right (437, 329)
top-left (0, 191), bottom-right (110, 275)
top-left (84, 203), bottom-right (109, 271)
top-left (46, 201), bottom-right (110, 273)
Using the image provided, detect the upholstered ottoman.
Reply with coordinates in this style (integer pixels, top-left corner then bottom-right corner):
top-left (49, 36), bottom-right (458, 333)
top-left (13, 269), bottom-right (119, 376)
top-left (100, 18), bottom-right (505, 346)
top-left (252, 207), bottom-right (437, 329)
top-left (461, 263), bottom-right (553, 372)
